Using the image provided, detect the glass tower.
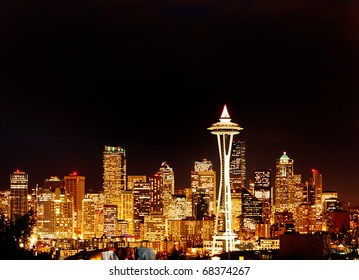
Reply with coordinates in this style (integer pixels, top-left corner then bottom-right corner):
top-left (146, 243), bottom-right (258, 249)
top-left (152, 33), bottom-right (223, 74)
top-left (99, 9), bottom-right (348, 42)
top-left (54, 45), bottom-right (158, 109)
top-left (10, 170), bottom-right (28, 220)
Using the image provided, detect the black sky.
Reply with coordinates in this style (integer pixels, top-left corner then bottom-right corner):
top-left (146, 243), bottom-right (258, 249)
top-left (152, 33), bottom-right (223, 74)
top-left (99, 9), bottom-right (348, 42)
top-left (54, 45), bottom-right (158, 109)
top-left (0, 0), bottom-right (358, 205)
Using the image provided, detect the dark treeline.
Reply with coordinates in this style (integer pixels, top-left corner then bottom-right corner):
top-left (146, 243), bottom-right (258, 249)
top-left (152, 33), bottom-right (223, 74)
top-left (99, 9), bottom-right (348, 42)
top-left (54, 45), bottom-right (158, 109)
top-left (0, 210), bottom-right (53, 260)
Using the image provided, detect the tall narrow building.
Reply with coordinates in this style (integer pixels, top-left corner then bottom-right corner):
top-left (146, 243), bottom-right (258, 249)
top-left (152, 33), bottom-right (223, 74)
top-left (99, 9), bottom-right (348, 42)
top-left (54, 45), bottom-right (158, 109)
top-left (103, 145), bottom-right (126, 213)
top-left (305, 169), bottom-right (323, 231)
top-left (64, 171), bottom-right (85, 238)
top-left (131, 176), bottom-right (151, 240)
top-left (311, 169), bottom-right (323, 218)
top-left (102, 145), bottom-right (133, 236)
top-left (36, 187), bottom-right (55, 239)
top-left (190, 159), bottom-right (216, 218)
top-left (10, 170), bottom-right (29, 219)
top-left (82, 191), bottom-right (104, 239)
top-left (208, 104), bottom-right (243, 254)
top-left (53, 187), bottom-right (74, 239)
top-left (274, 152), bottom-right (297, 216)
top-left (230, 140), bottom-right (246, 233)
top-left (254, 169), bottom-right (272, 226)
top-left (230, 140), bottom-right (246, 192)
top-left (156, 161), bottom-right (175, 218)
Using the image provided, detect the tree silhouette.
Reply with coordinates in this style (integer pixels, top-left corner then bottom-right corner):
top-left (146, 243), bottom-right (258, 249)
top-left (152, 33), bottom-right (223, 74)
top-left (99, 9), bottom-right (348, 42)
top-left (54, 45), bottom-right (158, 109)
top-left (0, 209), bottom-right (52, 260)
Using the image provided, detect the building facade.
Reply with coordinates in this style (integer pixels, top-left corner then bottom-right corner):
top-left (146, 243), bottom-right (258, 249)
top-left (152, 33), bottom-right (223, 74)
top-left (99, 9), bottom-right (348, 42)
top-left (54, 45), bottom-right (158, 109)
top-left (10, 170), bottom-right (29, 219)
top-left (64, 172), bottom-right (85, 238)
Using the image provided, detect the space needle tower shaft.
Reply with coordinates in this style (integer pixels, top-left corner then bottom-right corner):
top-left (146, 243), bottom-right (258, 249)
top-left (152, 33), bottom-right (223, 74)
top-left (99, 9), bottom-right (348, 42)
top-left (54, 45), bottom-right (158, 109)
top-left (208, 104), bottom-right (243, 255)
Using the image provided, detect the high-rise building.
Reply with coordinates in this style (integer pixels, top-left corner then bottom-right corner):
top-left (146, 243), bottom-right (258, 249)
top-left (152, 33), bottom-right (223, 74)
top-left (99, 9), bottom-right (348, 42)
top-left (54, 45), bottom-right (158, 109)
top-left (230, 140), bottom-right (246, 232)
top-left (301, 169), bottom-right (324, 231)
top-left (103, 145), bottom-right (127, 234)
top-left (311, 169), bottom-right (323, 218)
top-left (230, 140), bottom-right (246, 192)
top-left (118, 190), bottom-right (134, 235)
top-left (155, 161), bottom-right (175, 218)
top-left (36, 187), bottom-right (55, 239)
top-left (254, 169), bottom-right (272, 225)
top-left (131, 175), bottom-right (151, 239)
top-left (190, 159), bottom-right (216, 218)
top-left (36, 176), bottom-right (64, 239)
top-left (241, 188), bottom-right (263, 235)
top-left (10, 170), bottom-right (29, 219)
top-left (274, 152), bottom-right (295, 214)
top-left (208, 104), bottom-right (243, 254)
top-left (53, 187), bottom-right (74, 239)
top-left (103, 145), bottom-right (127, 206)
top-left (64, 171), bottom-right (85, 237)
top-left (82, 192), bottom-right (104, 239)
top-left (149, 175), bottom-right (161, 214)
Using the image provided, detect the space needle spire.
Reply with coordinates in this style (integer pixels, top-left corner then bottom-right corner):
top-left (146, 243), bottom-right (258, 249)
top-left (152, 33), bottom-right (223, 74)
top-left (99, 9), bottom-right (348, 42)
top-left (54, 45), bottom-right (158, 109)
top-left (208, 104), bottom-right (243, 255)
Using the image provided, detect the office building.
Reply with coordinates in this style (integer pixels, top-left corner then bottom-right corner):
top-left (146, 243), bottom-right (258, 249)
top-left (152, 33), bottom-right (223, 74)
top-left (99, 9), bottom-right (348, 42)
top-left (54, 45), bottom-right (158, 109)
top-left (64, 171), bottom-right (85, 237)
top-left (155, 161), bottom-right (175, 218)
top-left (190, 159), bottom-right (216, 218)
top-left (274, 152), bottom-right (295, 214)
top-left (230, 140), bottom-right (246, 192)
top-left (53, 187), bottom-right (74, 239)
top-left (10, 170), bottom-right (29, 219)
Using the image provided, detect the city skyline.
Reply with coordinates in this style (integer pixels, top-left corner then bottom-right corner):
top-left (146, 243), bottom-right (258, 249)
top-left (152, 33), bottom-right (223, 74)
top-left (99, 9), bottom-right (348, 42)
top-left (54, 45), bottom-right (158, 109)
top-left (0, 0), bottom-right (358, 206)
top-left (0, 107), bottom-right (357, 207)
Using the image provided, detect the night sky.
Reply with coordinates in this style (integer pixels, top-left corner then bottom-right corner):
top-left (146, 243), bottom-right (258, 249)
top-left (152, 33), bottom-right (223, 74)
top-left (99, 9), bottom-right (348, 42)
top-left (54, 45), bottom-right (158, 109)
top-left (0, 0), bottom-right (358, 205)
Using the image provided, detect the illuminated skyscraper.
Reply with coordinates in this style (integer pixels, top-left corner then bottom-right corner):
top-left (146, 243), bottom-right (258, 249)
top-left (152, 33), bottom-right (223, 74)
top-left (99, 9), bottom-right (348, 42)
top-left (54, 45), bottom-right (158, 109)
top-left (274, 152), bottom-right (304, 224)
top-left (36, 187), bottom-right (55, 239)
top-left (64, 171), bottom-right (85, 238)
top-left (254, 169), bottom-right (272, 225)
top-left (311, 169), bottom-right (323, 218)
top-left (230, 140), bottom-right (246, 192)
top-left (156, 161), bottom-right (175, 218)
top-left (103, 145), bottom-right (126, 214)
top-left (303, 169), bottom-right (323, 231)
top-left (82, 192), bottom-right (104, 239)
top-left (53, 187), bottom-right (74, 239)
top-left (191, 159), bottom-right (216, 218)
top-left (229, 141), bottom-right (246, 233)
top-left (274, 152), bottom-right (294, 213)
top-left (10, 170), bottom-right (29, 219)
top-left (208, 104), bottom-right (243, 254)
top-left (131, 176), bottom-right (151, 239)
top-left (36, 176), bottom-right (64, 239)
top-left (103, 145), bottom-right (133, 236)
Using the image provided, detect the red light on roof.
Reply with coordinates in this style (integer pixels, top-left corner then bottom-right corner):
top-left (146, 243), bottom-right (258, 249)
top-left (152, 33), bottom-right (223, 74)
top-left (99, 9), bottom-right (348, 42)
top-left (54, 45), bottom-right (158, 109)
top-left (72, 171), bottom-right (78, 176)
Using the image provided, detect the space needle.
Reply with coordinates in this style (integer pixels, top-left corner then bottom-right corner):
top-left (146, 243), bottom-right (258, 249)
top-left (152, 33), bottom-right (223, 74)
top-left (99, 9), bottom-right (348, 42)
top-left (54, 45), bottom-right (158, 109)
top-left (208, 104), bottom-right (243, 255)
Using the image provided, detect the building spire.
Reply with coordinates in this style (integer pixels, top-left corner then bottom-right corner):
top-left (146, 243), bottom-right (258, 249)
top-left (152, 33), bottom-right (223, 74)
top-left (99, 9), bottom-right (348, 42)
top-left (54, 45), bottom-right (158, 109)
top-left (220, 104), bottom-right (231, 120)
